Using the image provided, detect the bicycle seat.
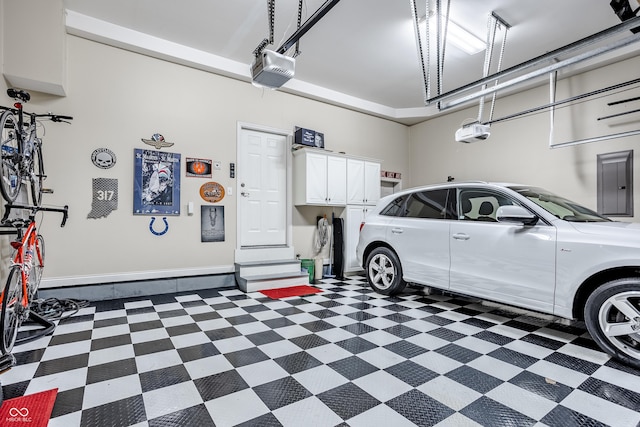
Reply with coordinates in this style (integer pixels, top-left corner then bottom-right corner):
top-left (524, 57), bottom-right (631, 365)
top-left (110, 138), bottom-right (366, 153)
top-left (7, 88), bottom-right (30, 103)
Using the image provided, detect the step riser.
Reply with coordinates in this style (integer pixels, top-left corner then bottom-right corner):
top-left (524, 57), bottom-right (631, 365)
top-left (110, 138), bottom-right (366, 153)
top-left (239, 275), bottom-right (310, 293)
top-left (237, 263), bottom-right (301, 277)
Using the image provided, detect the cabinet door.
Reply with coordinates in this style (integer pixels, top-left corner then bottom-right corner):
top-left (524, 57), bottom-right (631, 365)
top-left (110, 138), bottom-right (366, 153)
top-left (363, 161), bottom-right (381, 205)
top-left (306, 152), bottom-right (328, 204)
top-left (344, 205), bottom-right (374, 272)
top-left (327, 156), bottom-right (346, 205)
top-left (347, 159), bottom-right (365, 204)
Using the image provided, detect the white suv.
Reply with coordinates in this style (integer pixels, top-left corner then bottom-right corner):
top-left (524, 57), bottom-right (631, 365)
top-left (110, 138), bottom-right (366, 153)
top-left (356, 182), bottom-right (640, 368)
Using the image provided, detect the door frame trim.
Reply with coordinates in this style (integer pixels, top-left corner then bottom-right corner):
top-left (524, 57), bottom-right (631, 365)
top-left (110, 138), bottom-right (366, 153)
top-left (235, 122), bottom-right (293, 263)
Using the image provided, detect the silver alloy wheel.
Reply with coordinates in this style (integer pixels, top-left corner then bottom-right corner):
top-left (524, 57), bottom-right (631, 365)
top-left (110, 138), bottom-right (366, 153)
top-left (598, 290), bottom-right (640, 361)
top-left (369, 253), bottom-right (396, 290)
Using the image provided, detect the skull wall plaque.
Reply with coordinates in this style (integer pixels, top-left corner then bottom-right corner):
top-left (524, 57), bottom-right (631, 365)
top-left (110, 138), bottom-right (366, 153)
top-left (91, 148), bottom-right (117, 169)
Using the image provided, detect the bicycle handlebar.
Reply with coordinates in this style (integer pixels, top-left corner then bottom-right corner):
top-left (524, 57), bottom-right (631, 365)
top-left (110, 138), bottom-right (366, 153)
top-left (2, 204), bottom-right (69, 228)
top-left (33, 113), bottom-right (73, 123)
top-left (0, 106), bottom-right (73, 123)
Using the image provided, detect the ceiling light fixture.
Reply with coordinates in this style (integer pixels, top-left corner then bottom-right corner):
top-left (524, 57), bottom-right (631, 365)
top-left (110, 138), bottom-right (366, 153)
top-left (420, 15), bottom-right (485, 55)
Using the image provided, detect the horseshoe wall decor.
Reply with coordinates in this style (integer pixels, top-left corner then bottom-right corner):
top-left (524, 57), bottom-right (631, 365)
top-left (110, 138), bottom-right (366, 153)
top-left (149, 217), bottom-right (169, 236)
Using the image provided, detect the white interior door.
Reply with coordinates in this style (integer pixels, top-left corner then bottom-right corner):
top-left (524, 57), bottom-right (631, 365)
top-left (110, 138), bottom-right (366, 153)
top-left (239, 128), bottom-right (287, 247)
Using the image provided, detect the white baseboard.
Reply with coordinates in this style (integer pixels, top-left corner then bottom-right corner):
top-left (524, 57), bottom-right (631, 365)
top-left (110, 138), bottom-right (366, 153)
top-left (40, 265), bottom-right (236, 289)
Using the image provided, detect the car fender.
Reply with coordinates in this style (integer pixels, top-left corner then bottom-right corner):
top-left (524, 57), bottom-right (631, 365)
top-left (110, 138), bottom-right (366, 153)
top-left (554, 224), bottom-right (640, 318)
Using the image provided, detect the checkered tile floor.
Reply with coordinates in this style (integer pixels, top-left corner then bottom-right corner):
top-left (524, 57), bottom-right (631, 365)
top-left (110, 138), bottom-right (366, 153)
top-left (1, 277), bottom-right (639, 427)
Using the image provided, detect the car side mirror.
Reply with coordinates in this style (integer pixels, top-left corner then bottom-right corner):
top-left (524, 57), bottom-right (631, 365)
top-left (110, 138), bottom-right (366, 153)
top-left (496, 205), bottom-right (538, 226)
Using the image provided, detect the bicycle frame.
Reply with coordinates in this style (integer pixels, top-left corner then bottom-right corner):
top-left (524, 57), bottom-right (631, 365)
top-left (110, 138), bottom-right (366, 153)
top-left (0, 203), bottom-right (67, 306)
top-left (8, 220), bottom-right (42, 309)
top-left (0, 203), bottom-right (67, 356)
top-left (0, 89), bottom-right (72, 205)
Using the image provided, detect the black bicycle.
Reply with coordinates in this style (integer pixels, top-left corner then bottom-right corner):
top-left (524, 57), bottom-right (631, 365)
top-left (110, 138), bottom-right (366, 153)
top-left (0, 88), bottom-right (72, 205)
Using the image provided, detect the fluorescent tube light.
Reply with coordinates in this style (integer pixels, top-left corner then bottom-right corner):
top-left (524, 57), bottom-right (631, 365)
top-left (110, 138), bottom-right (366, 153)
top-left (420, 16), bottom-right (485, 55)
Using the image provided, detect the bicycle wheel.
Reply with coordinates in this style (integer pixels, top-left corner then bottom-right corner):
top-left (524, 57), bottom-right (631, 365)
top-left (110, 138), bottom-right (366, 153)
top-left (29, 142), bottom-right (44, 206)
top-left (27, 234), bottom-right (45, 301)
top-left (0, 266), bottom-right (23, 354)
top-left (0, 111), bottom-right (22, 203)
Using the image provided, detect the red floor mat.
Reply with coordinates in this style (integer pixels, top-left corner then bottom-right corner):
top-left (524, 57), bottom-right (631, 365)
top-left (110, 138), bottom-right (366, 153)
top-left (260, 285), bottom-right (322, 299)
top-left (0, 388), bottom-right (57, 427)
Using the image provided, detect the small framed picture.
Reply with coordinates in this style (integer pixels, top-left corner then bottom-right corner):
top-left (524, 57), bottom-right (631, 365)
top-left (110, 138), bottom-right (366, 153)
top-left (201, 205), bottom-right (225, 242)
top-left (186, 157), bottom-right (213, 178)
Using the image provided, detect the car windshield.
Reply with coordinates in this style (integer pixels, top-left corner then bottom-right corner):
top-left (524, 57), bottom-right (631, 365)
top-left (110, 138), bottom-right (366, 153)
top-left (509, 186), bottom-right (611, 222)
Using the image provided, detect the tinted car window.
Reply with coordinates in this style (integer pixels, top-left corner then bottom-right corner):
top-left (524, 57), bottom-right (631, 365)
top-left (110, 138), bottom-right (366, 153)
top-left (509, 186), bottom-right (610, 222)
top-left (403, 189), bottom-right (454, 219)
top-left (459, 189), bottom-right (518, 222)
top-left (380, 195), bottom-right (407, 216)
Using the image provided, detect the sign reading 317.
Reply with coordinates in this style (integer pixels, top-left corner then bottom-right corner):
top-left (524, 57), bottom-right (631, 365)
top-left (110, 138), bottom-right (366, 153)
top-left (88, 178), bottom-right (118, 219)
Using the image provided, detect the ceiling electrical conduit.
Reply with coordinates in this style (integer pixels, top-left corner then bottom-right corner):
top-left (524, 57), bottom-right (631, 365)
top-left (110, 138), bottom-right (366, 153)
top-left (425, 15), bottom-right (640, 110)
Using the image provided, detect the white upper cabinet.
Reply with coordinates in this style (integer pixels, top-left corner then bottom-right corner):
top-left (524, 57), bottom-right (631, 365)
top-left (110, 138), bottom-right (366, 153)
top-left (347, 158), bottom-right (381, 205)
top-left (294, 148), bottom-right (380, 207)
top-left (293, 149), bottom-right (346, 206)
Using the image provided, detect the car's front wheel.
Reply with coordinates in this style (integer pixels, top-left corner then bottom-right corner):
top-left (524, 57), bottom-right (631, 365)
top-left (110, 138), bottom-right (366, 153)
top-left (584, 278), bottom-right (640, 369)
top-left (365, 247), bottom-right (406, 296)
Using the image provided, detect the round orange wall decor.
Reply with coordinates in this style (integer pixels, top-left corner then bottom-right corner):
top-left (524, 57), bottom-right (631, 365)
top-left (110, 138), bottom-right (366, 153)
top-left (200, 182), bottom-right (225, 203)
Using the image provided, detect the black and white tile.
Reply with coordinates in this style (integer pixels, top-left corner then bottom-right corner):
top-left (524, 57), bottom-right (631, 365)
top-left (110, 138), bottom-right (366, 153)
top-left (1, 277), bottom-right (639, 427)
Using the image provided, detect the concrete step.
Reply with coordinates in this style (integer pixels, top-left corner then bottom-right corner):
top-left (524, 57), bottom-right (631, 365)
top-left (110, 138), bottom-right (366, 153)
top-left (237, 271), bottom-right (310, 293)
top-left (235, 259), bottom-right (301, 279)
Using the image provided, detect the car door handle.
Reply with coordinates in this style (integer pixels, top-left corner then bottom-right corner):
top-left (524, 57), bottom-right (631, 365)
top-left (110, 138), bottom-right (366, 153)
top-left (452, 233), bottom-right (470, 240)
top-left (391, 228), bottom-right (404, 234)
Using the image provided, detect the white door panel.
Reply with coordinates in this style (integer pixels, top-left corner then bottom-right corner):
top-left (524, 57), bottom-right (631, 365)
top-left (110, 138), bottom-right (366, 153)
top-left (327, 155), bottom-right (346, 205)
top-left (347, 159), bottom-right (365, 204)
top-left (449, 222), bottom-right (556, 312)
top-left (364, 161), bottom-right (380, 205)
top-left (239, 129), bottom-right (287, 247)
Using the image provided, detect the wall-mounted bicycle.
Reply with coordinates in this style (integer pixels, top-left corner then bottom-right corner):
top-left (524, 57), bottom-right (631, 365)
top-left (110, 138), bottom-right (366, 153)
top-left (0, 204), bottom-right (68, 355)
top-left (0, 88), bottom-right (72, 205)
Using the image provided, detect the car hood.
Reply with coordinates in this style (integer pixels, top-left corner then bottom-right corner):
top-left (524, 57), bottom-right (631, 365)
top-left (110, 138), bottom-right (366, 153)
top-left (569, 221), bottom-right (640, 235)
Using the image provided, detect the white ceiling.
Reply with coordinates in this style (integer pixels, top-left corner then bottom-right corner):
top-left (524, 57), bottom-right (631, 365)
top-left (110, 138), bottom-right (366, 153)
top-left (63, 0), bottom-right (637, 124)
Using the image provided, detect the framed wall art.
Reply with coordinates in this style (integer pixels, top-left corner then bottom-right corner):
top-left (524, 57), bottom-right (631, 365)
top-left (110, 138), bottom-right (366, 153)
top-left (186, 157), bottom-right (212, 178)
top-left (134, 148), bottom-right (181, 215)
top-left (201, 205), bottom-right (225, 242)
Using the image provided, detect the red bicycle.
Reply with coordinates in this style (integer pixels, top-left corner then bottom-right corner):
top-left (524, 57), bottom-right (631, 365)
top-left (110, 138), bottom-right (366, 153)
top-left (0, 204), bottom-right (67, 355)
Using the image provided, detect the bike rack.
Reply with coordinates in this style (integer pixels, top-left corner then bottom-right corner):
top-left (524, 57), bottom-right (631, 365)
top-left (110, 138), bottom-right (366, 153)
top-left (0, 353), bottom-right (15, 373)
top-left (15, 311), bottom-right (56, 346)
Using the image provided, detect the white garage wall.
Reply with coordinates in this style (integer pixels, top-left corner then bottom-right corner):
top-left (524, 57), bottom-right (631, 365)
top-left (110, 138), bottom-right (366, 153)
top-left (0, 34), bottom-right (409, 288)
top-left (408, 55), bottom-right (640, 221)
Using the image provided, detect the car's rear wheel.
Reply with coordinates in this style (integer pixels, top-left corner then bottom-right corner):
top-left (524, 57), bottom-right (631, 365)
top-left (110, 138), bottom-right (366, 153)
top-left (365, 247), bottom-right (406, 295)
top-left (584, 278), bottom-right (640, 369)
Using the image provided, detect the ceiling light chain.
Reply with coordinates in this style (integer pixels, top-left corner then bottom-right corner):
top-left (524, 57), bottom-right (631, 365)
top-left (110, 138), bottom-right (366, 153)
top-left (410, 0), bottom-right (429, 103)
top-left (477, 15), bottom-right (499, 122)
top-left (477, 12), bottom-right (510, 123)
top-left (268, 0), bottom-right (275, 45)
top-left (294, 0), bottom-right (304, 57)
top-left (488, 20), bottom-right (509, 121)
top-left (437, 0), bottom-right (453, 96)
top-left (253, 0), bottom-right (276, 58)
